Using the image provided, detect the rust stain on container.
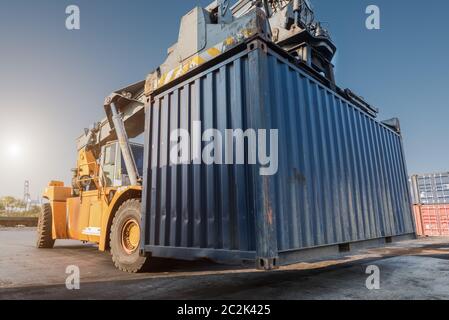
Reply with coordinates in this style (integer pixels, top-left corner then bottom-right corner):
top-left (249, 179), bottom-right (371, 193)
top-left (263, 177), bottom-right (273, 226)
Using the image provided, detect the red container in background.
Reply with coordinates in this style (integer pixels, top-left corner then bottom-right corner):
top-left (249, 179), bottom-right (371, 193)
top-left (414, 204), bottom-right (449, 236)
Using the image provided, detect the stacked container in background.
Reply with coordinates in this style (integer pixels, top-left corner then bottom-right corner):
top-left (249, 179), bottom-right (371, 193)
top-left (411, 173), bottom-right (449, 236)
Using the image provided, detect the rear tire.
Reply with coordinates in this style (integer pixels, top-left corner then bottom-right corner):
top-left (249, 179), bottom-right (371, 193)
top-left (110, 199), bottom-right (149, 273)
top-left (36, 203), bottom-right (55, 249)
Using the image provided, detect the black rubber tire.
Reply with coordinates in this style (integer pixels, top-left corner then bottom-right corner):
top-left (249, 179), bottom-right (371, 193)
top-left (36, 203), bottom-right (55, 249)
top-left (110, 199), bottom-right (149, 273)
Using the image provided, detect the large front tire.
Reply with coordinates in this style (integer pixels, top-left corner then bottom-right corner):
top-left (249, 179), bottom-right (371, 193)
top-left (110, 199), bottom-right (149, 273)
top-left (36, 203), bottom-right (55, 249)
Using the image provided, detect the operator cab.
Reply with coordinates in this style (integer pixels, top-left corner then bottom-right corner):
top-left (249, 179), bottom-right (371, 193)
top-left (101, 141), bottom-right (144, 187)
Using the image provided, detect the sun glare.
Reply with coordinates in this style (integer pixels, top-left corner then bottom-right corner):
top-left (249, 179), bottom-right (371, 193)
top-left (6, 143), bottom-right (21, 158)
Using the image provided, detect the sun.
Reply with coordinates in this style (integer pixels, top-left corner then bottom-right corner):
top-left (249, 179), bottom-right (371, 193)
top-left (6, 143), bottom-right (21, 158)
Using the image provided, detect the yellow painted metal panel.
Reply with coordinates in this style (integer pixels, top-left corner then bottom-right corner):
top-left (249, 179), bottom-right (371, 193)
top-left (43, 186), bottom-right (71, 202)
top-left (51, 201), bottom-right (68, 239)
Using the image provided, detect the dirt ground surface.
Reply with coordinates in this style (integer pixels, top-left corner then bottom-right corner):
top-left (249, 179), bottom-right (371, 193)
top-left (1, 227), bottom-right (449, 300)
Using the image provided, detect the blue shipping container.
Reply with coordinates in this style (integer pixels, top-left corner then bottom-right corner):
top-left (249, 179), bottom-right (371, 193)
top-left (141, 37), bottom-right (416, 269)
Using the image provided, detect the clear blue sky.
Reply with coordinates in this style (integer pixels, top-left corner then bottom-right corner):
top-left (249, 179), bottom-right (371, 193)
top-left (0, 0), bottom-right (448, 198)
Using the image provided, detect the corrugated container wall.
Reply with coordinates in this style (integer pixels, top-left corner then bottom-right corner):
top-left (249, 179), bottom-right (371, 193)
top-left (141, 39), bottom-right (415, 266)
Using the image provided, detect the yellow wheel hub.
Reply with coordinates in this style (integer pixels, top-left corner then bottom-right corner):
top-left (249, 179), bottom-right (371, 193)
top-left (121, 219), bottom-right (140, 254)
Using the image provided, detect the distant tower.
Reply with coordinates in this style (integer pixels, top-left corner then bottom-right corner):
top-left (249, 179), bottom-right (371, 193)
top-left (23, 180), bottom-right (31, 210)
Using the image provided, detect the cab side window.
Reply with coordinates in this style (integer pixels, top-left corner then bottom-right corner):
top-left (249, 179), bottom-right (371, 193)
top-left (102, 144), bottom-right (117, 187)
